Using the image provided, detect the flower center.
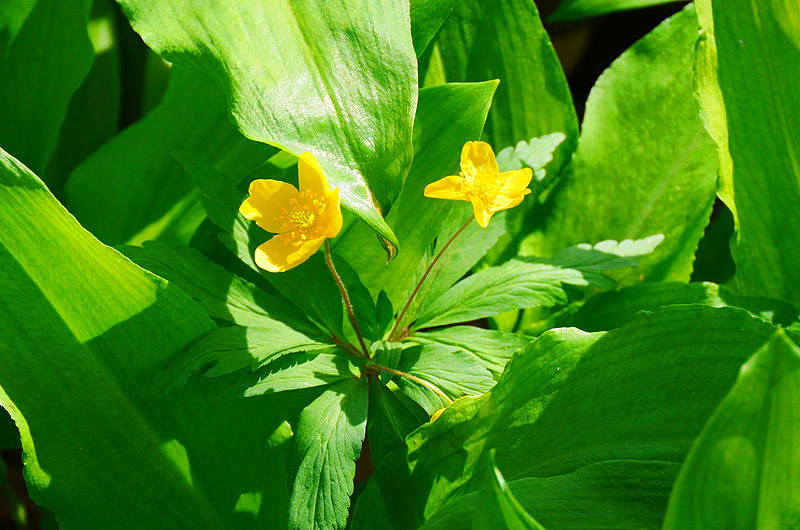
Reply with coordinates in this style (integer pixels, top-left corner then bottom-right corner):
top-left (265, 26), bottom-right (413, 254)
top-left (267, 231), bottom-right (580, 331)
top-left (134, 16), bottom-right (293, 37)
top-left (462, 172), bottom-right (500, 206)
top-left (275, 190), bottom-right (327, 246)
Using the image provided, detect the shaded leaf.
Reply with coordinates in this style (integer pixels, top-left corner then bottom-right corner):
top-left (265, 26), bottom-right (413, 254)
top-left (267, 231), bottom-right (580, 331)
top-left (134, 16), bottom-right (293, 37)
top-left (368, 382), bottom-right (427, 468)
top-left (663, 331), bottom-right (800, 529)
top-left (549, 0), bottom-right (684, 22)
top-left (242, 353), bottom-right (364, 397)
top-left (472, 450), bottom-right (546, 530)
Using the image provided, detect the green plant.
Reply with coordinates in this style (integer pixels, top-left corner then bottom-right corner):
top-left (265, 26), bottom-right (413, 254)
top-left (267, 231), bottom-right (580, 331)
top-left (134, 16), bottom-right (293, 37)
top-left (0, 0), bottom-right (798, 529)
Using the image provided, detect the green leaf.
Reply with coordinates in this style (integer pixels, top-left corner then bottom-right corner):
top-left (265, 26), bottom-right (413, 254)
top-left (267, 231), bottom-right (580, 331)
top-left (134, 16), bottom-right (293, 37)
top-left (549, 0), bottom-right (684, 22)
top-left (420, 460), bottom-right (680, 530)
top-left (394, 344), bottom-right (495, 413)
top-left (351, 305), bottom-right (781, 529)
top-left (0, 147), bottom-right (298, 528)
top-left (415, 254), bottom-right (634, 330)
top-left (472, 450), bottom-right (546, 530)
top-left (558, 281), bottom-right (800, 333)
top-left (412, 326), bottom-right (532, 379)
top-left (526, 5), bottom-right (718, 285)
top-left (118, 0), bottom-right (418, 245)
top-left (240, 353), bottom-right (363, 397)
top-left (124, 241), bottom-right (314, 333)
top-left (496, 132), bottom-right (566, 183)
top-left (156, 324), bottom-right (331, 394)
top-left (431, 0), bottom-right (578, 156)
top-left (288, 378), bottom-right (369, 530)
top-left (410, 0), bottom-right (462, 56)
top-left (44, 0), bottom-right (121, 198)
top-left (368, 382), bottom-right (427, 468)
top-left (695, 0), bottom-right (800, 307)
top-left (662, 331), bottom-right (800, 529)
top-left (336, 81), bottom-right (498, 309)
top-left (0, 0), bottom-right (93, 176)
top-left (66, 67), bottom-right (275, 245)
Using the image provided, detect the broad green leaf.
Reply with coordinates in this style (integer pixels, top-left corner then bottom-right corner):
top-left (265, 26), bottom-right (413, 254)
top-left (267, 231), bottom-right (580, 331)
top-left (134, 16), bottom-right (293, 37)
top-left (336, 81), bottom-right (498, 309)
top-left (662, 331), bottom-right (800, 529)
top-left (472, 451), bottom-right (546, 530)
top-left (431, 0), bottom-right (578, 157)
top-left (549, 0), bottom-right (684, 22)
top-left (695, 0), bottom-right (800, 307)
top-left (557, 281), bottom-right (799, 333)
top-left (351, 305), bottom-right (780, 529)
top-left (124, 241), bottom-right (314, 333)
top-left (288, 378), bottom-right (369, 530)
top-left (118, 0), bottom-right (419, 244)
top-left (66, 67), bottom-right (274, 245)
top-left (421, 460), bottom-right (680, 530)
top-left (526, 5), bottom-right (718, 284)
top-left (368, 382), bottom-right (427, 468)
top-left (156, 324), bottom-right (331, 394)
top-left (0, 0), bottom-right (93, 176)
top-left (240, 353), bottom-right (363, 397)
top-left (393, 344), bottom-right (495, 413)
top-left (44, 0), bottom-right (121, 198)
top-left (412, 326), bottom-right (532, 379)
top-left (410, 0), bottom-right (462, 56)
top-left (0, 148), bottom-right (297, 529)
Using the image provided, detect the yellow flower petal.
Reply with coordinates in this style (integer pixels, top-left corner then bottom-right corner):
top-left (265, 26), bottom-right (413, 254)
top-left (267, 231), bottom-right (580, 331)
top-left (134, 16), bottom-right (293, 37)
top-left (498, 168), bottom-right (533, 194)
top-left (240, 179), bottom-right (299, 233)
top-left (468, 195), bottom-right (493, 228)
top-left (298, 152), bottom-right (330, 198)
top-left (460, 141), bottom-right (498, 180)
top-left (424, 175), bottom-right (466, 200)
top-left (254, 234), bottom-right (325, 272)
top-left (322, 187), bottom-right (343, 238)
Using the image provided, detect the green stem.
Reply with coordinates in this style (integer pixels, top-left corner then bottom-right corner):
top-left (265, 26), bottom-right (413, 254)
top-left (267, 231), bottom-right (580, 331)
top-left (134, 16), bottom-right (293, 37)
top-left (388, 216), bottom-right (473, 340)
top-left (370, 363), bottom-right (454, 405)
top-left (324, 241), bottom-right (370, 358)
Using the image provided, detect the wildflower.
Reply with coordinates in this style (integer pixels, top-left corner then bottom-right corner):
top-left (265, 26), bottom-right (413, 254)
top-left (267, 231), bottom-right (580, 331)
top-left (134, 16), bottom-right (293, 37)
top-left (240, 152), bottom-right (343, 272)
top-left (423, 141), bottom-right (533, 227)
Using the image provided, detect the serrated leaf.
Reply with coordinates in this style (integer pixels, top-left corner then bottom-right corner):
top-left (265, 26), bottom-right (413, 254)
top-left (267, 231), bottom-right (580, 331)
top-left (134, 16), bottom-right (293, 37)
top-left (123, 241), bottom-right (315, 334)
top-left (368, 383), bottom-right (427, 468)
top-left (156, 324), bottom-right (331, 394)
top-left (413, 326), bottom-right (532, 379)
top-left (395, 344), bottom-right (495, 413)
top-left (66, 67), bottom-right (274, 245)
top-left (695, 0), bottom-right (800, 307)
top-left (117, 0), bottom-right (418, 244)
top-left (662, 331), bottom-right (800, 529)
top-left (288, 378), bottom-right (369, 530)
top-left (526, 5), bottom-right (718, 285)
top-left (472, 450), bottom-right (546, 530)
top-left (496, 133), bottom-right (567, 183)
top-left (241, 353), bottom-right (364, 397)
top-left (351, 305), bottom-right (782, 530)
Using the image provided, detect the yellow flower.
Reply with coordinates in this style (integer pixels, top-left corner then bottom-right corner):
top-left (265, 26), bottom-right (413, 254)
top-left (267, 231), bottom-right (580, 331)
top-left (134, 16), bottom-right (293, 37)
top-left (239, 152), bottom-right (343, 272)
top-left (423, 141), bottom-right (533, 227)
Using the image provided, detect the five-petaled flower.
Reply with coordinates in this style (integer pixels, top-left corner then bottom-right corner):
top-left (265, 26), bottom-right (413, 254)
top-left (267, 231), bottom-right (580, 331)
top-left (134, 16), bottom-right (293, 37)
top-left (423, 141), bottom-right (533, 227)
top-left (240, 152), bottom-right (343, 272)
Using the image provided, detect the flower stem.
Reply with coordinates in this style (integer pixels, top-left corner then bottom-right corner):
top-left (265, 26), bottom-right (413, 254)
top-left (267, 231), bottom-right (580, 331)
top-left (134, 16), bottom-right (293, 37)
top-left (324, 241), bottom-right (370, 358)
top-left (370, 363), bottom-right (454, 405)
top-left (388, 216), bottom-right (473, 340)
